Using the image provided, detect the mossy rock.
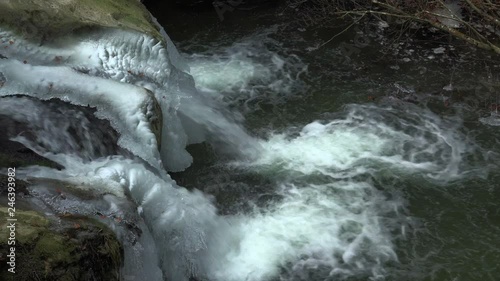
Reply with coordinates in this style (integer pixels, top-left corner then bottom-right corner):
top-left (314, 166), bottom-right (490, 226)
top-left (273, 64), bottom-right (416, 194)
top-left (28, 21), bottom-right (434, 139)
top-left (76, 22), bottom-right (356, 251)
top-left (0, 208), bottom-right (122, 281)
top-left (0, 0), bottom-right (162, 41)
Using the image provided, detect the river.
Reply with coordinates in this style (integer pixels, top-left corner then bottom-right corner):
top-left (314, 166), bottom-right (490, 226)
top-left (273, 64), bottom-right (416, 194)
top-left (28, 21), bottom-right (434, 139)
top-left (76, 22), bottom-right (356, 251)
top-left (2, 1), bottom-right (500, 281)
top-left (148, 2), bottom-right (500, 281)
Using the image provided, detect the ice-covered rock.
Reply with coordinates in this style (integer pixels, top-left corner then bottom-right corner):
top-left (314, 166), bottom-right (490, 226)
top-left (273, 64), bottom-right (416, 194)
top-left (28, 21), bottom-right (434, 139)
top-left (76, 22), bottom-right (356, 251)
top-left (0, 206), bottom-right (123, 281)
top-left (0, 2), bottom-right (258, 280)
top-left (0, 0), bottom-right (257, 172)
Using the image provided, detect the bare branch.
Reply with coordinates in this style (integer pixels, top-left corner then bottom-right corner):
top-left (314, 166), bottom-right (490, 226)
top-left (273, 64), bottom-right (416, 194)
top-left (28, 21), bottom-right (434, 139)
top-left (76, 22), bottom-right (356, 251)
top-left (287, 0), bottom-right (500, 54)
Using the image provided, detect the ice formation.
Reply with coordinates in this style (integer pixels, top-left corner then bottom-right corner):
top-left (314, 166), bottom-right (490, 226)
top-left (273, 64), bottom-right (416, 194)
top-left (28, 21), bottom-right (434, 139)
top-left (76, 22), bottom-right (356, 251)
top-left (0, 24), bottom-right (257, 172)
top-left (0, 11), bottom-right (483, 281)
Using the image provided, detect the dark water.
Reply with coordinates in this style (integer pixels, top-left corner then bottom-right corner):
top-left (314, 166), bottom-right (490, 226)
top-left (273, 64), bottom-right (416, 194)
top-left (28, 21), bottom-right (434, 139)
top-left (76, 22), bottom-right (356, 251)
top-left (149, 2), bottom-right (500, 281)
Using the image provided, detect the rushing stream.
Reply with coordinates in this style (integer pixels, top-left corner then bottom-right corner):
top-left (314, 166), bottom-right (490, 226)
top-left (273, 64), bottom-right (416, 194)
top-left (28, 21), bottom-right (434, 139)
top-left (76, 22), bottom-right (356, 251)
top-left (152, 3), bottom-right (500, 281)
top-left (1, 2), bottom-right (500, 281)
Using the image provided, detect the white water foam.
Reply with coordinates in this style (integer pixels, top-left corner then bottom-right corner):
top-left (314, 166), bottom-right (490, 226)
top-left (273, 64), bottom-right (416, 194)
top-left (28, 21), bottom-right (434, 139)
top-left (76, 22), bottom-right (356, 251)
top-left (480, 112), bottom-right (500, 126)
top-left (208, 181), bottom-right (402, 281)
top-left (206, 104), bottom-right (478, 281)
top-left (12, 102), bottom-right (478, 281)
top-left (1, 19), bottom-right (484, 281)
top-left (183, 29), bottom-right (308, 111)
top-left (244, 104), bottom-right (473, 181)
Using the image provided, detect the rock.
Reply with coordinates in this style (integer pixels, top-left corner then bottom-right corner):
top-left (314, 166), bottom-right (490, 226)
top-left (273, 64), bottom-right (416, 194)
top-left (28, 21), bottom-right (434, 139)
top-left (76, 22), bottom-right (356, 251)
top-left (0, 207), bottom-right (122, 281)
top-left (144, 0), bottom-right (279, 9)
top-left (0, 97), bottom-right (126, 170)
top-left (0, 113), bottom-right (63, 170)
top-left (0, 0), bottom-right (162, 41)
top-left (0, 0), bottom-right (165, 158)
top-left (145, 89), bottom-right (163, 150)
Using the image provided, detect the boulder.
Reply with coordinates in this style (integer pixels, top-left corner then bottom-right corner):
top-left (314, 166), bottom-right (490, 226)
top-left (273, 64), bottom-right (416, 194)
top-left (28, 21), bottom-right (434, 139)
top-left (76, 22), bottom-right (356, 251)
top-left (0, 0), bottom-right (166, 159)
top-left (0, 207), bottom-right (122, 281)
top-left (0, 0), bottom-right (162, 40)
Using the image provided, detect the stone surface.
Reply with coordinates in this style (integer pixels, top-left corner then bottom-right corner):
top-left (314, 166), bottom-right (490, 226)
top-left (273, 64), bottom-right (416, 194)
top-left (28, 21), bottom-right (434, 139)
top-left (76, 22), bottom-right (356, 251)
top-left (145, 89), bottom-right (163, 150)
top-left (0, 0), bottom-right (162, 40)
top-left (0, 113), bottom-right (63, 170)
top-left (0, 0), bottom-right (165, 154)
top-left (0, 1), bottom-right (161, 279)
top-left (0, 207), bottom-right (122, 281)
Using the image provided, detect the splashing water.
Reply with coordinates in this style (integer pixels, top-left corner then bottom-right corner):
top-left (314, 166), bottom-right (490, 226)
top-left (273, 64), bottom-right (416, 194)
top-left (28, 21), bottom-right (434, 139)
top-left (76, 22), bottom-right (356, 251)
top-left (244, 104), bottom-right (475, 182)
top-left (0, 97), bottom-right (120, 161)
top-left (182, 28), bottom-right (308, 112)
top-left (202, 103), bottom-right (480, 281)
top-left (10, 96), bottom-right (482, 281)
top-left (1, 16), bottom-right (492, 281)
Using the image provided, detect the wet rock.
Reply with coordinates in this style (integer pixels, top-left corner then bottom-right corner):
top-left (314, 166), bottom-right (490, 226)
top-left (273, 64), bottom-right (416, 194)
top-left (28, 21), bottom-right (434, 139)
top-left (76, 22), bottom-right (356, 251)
top-left (0, 0), bottom-right (162, 41)
top-left (144, 0), bottom-right (279, 9)
top-left (145, 89), bottom-right (163, 150)
top-left (0, 97), bottom-right (125, 169)
top-left (0, 207), bottom-right (122, 281)
top-left (0, 114), bottom-right (62, 170)
top-left (0, 0), bottom-right (166, 153)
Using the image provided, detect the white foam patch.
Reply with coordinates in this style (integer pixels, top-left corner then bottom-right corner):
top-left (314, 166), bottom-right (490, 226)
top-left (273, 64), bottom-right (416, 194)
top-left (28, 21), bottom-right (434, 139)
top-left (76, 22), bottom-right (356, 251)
top-left (208, 181), bottom-right (401, 281)
top-left (236, 104), bottom-right (472, 181)
top-left (189, 53), bottom-right (270, 94)
top-left (183, 29), bottom-right (308, 109)
top-left (208, 104), bottom-right (476, 281)
top-left (254, 120), bottom-right (389, 174)
top-left (480, 113), bottom-right (500, 126)
top-left (11, 101), bottom-right (480, 281)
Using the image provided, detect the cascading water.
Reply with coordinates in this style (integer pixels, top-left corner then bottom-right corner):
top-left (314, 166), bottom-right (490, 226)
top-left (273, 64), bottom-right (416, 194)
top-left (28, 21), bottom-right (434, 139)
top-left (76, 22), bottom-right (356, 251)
top-left (0, 22), bottom-right (259, 280)
top-left (1, 10), bottom-right (497, 281)
top-left (180, 27), bottom-right (308, 112)
top-left (2, 98), bottom-right (483, 281)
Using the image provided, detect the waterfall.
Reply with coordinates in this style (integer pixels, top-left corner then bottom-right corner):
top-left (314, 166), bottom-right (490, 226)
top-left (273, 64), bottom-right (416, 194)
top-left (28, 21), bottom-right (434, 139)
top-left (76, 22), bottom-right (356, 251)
top-left (0, 18), bottom-right (487, 281)
top-left (0, 24), bottom-right (256, 280)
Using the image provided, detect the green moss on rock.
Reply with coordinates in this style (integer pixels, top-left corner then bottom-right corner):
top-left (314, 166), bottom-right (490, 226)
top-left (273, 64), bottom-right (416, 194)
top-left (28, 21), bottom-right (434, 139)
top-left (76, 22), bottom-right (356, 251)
top-left (0, 0), bottom-right (162, 41)
top-left (0, 208), bottom-right (122, 281)
top-left (35, 234), bottom-right (76, 263)
top-left (0, 208), bottom-right (49, 244)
